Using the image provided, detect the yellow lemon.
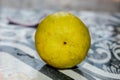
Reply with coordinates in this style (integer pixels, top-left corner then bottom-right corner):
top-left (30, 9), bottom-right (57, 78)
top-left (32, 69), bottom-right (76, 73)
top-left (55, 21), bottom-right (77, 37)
top-left (35, 12), bottom-right (91, 69)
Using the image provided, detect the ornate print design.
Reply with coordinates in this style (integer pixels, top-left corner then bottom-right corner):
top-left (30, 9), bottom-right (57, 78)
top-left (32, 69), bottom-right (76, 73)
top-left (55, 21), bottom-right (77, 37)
top-left (0, 9), bottom-right (120, 80)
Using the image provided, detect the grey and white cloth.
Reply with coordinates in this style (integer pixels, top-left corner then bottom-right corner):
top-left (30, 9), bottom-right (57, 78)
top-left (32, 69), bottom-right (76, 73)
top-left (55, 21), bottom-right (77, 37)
top-left (0, 8), bottom-right (120, 80)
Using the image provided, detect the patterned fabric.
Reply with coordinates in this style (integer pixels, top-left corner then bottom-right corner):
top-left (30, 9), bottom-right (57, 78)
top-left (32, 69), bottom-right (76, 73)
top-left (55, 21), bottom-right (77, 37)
top-left (0, 8), bottom-right (120, 80)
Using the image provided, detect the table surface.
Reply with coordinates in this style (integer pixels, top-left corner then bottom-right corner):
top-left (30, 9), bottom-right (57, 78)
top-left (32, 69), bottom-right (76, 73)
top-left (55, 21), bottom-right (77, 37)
top-left (0, 0), bottom-right (120, 12)
top-left (0, 8), bottom-right (120, 80)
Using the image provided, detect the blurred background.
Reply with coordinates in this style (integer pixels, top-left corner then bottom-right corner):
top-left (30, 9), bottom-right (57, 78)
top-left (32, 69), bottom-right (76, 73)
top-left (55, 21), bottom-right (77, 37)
top-left (0, 0), bottom-right (120, 12)
top-left (0, 0), bottom-right (120, 80)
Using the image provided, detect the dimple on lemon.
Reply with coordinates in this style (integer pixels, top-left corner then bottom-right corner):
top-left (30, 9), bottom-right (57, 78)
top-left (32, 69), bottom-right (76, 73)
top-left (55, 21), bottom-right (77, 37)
top-left (35, 12), bottom-right (91, 69)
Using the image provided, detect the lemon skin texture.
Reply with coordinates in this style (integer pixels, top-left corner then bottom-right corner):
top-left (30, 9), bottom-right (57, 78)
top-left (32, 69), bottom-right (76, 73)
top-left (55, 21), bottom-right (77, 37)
top-left (35, 12), bottom-right (91, 69)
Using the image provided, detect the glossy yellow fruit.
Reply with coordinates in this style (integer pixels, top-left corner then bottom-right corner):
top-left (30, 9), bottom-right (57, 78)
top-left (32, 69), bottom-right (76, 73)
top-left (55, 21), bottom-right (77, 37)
top-left (35, 12), bottom-right (91, 68)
